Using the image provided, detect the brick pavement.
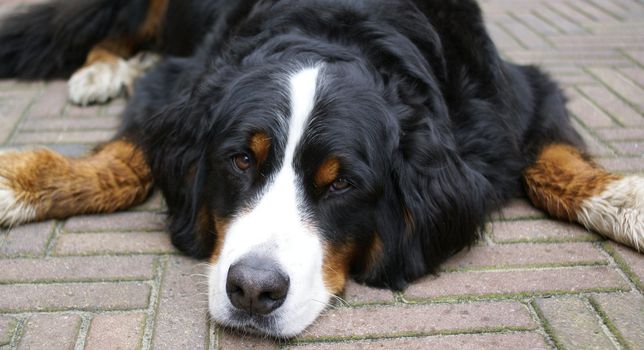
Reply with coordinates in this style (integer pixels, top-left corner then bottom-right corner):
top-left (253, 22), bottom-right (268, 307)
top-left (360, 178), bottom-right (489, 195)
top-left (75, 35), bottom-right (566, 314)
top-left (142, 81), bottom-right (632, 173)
top-left (0, 0), bottom-right (643, 349)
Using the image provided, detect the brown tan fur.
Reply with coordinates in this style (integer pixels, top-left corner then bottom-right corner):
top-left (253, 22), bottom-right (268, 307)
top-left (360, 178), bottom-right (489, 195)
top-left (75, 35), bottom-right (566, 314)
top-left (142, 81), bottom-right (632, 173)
top-left (82, 0), bottom-right (168, 66)
top-left (210, 216), bottom-right (230, 263)
top-left (249, 132), bottom-right (271, 167)
top-left (523, 144), bottom-right (621, 221)
top-left (314, 157), bottom-right (340, 188)
top-left (0, 140), bottom-right (152, 221)
top-left (322, 242), bottom-right (356, 293)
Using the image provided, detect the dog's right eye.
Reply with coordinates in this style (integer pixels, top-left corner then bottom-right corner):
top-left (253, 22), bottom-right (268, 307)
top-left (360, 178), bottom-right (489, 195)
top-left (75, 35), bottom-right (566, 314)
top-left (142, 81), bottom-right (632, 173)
top-left (232, 153), bottom-right (252, 173)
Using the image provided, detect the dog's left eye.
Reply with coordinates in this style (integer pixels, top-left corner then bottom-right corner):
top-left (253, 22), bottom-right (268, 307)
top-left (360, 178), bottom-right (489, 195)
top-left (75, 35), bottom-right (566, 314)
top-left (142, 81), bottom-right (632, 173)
top-left (232, 153), bottom-right (252, 172)
top-left (329, 178), bottom-right (352, 194)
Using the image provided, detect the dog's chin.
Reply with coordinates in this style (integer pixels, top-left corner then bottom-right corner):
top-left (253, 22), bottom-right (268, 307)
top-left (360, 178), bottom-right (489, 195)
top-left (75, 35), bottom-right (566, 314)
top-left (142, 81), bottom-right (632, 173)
top-left (209, 302), bottom-right (329, 339)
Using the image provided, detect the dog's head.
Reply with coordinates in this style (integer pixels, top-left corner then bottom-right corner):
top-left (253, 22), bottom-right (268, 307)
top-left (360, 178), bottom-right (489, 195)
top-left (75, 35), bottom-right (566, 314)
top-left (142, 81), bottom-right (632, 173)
top-left (144, 25), bottom-right (491, 337)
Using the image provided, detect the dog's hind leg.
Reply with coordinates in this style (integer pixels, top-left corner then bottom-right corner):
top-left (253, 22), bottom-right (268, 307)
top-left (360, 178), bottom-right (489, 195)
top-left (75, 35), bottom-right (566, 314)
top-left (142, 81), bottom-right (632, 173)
top-left (0, 140), bottom-right (152, 227)
top-left (523, 143), bottom-right (643, 251)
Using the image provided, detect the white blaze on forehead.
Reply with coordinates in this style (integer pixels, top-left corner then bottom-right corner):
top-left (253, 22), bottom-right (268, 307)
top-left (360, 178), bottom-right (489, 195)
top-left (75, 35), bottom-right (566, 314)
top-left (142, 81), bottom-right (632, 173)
top-left (209, 66), bottom-right (330, 337)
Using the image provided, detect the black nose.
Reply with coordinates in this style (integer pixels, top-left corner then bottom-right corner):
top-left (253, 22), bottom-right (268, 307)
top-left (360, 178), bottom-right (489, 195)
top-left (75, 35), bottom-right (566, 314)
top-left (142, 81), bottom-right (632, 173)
top-left (226, 255), bottom-right (290, 315)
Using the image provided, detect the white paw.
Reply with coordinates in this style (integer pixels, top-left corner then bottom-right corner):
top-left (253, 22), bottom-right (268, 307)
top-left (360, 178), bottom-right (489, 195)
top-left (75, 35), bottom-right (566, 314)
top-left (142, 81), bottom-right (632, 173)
top-left (0, 174), bottom-right (37, 227)
top-left (578, 176), bottom-right (644, 251)
top-left (67, 53), bottom-right (159, 106)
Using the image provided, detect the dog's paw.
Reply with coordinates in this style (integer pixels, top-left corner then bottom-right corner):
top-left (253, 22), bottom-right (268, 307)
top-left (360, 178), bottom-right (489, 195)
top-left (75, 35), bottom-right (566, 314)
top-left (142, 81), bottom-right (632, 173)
top-left (68, 58), bottom-right (131, 105)
top-left (68, 52), bottom-right (160, 106)
top-left (578, 175), bottom-right (644, 252)
top-left (0, 153), bottom-right (38, 227)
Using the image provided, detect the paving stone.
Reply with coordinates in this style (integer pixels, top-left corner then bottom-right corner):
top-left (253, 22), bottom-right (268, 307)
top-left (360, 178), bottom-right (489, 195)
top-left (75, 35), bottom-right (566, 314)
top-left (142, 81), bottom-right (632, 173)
top-left (0, 255), bottom-right (156, 283)
top-left (567, 88), bottom-right (616, 127)
top-left (0, 94), bottom-right (32, 143)
top-left (588, 67), bottom-right (644, 110)
top-left (342, 281), bottom-right (395, 305)
top-left (577, 85), bottom-right (644, 127)
top-left (85, 312), bottom-right (146, 350)
top-left (597, 157), bottom-right (644, 173)
top-left (489, 220), bottom-right (600, 243)
top-left (298, 301), bottom-right (535, 340)
top-left (24, 81), bottom-right (67, 119)
top-left (491, 198), bottom-right (545, 220)
top-left (19, 116), bottom-right (120, 131)
top-left (17, 314), bottom-right (81, 350)
top-left (0, 316), bottom-right (17, 346)
top-left (0, 221), bottom-right (54, 257)
top-left (572, 119), bottom-right (615, 157)
top-left (404, 266), bottom-right (629, 300)
top-left (218, 329), bottom-right (279, 350)
top-left (596, 128), bottom-right (644, 141)
top-left (0, 282), bottom-right (150, 312)
top-left (591, 292), bottom-right (644, 350)
top-left (12, 130), bottom-right (115, 145)
top-left (536, 297), bottom-right (614, 349)
top-left (290, 332), bottom-right (549, 350)
top-left (64, 212), bottom-right (166, 232)
top-left (54, 232), bottom-right (176, 256)
top-left (605, 242), bottom-right (644, 290)
top-left (441, 242), bottom-right (607, 271)
top-left (612, 141), bottom-right (643, 155)
top-left (152, 256), bottom-right (210, 349)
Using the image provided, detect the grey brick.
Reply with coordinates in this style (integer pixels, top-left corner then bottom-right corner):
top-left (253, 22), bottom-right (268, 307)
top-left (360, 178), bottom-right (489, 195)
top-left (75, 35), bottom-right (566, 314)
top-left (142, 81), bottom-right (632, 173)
top-left (53, 232), bottom-right (176, 256)
top-left (64, 212), bottom-right (166, 232)
top-left (592, 292), bottom-right (644, 349)
top-left (0, 221), bottom-right (54, 257)
top-left (85, 312), bottom-right (146, 350)
top-left (17, 314), bottom-right (81, 350)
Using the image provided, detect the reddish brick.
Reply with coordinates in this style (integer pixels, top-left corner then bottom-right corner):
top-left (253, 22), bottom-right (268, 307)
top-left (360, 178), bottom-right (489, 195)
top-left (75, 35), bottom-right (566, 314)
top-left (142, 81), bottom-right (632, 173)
top-left (596, 128), bottom-right (644, 141)
top-left (612, 141), bottom-right (643, 155)
top-left (404, 266), bottom-right (629, 300)
top-left (536, 297), bottom-right (614, 349)
top-left (597, 157), bottom-right (644, 172)
top-left (0, 94), bottom-right (32, 143)
top-left (299, 301), bottom-right (535, 340)
top-left (618, 67), bottom-right (644, 88)
top-left (625, 49), bottom-right (644, 65)
top-left (18, 314), bottom-right (81, 350)
top-left (492, 198), bottom-right (545, 220)
top-left (0, 221), bottom-right (54, 257)
top-left (25, 81), bottom-right (67, 119)
top-left (64, 212), bottom-right (166, 232)
top-left (218, 329), bottom-right (278, 350)
top-left (572, 119), bottom-right (615, 157)
top-left (504, 50), bottom-right (629, 66)
top-left (290, 332), bottom-right (548, 350)
top-left (441, 242), bottom-right (607, 271)
top-left (588, 67), bottom-right (644, 109)
top-left (85, 312), bottom-right (146, 350)
top-left (152, 256), bottom-right (210, 349)
top-left (20, 116), bottom-right (120, 131)
top-left (342, 281), bottom-right (395, 305)
top-left (606, 242), bottom-right (644, 289)
top-left (131, 190), bottom-right (165, 212)
top-left (12, 130), bottom-right (115, 145)
top-left (53, 232), bottom-right (176, 256)
top-left (489, 220), bottom-right (600, 243)
top-left (577, 85), bottom-right (644, 127)
top-left (591, 292), bottom-right (644, 349)
top-left (500, 19), bottom-right (550, 49)
top-left (0, 282), bottom-right (150, 312)
top-left (0, 316), bottom-right (17, 346)
top-left (0, 255), bottom-right (156, 283)
top-left (567, 88), bottom-right (616, 127)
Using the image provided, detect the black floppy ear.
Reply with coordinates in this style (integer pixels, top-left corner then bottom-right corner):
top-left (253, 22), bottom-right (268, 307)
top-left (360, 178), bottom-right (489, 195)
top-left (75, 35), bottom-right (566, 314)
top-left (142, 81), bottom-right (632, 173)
top-left (141, 97), bottom-right (215, 259)
top-left (362, 105), bottom-right (493, 290)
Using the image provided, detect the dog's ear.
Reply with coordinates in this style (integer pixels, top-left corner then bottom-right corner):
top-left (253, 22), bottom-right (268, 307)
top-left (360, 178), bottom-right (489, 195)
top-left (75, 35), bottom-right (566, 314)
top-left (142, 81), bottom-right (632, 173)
top-left (353, 76), bottom-right (494, 289)
top-left (141, 96), bottom-right (216, 259)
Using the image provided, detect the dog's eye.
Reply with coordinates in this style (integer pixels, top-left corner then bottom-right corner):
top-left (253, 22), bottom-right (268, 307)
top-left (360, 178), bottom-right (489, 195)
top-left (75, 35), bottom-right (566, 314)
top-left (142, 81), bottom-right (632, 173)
top-left (329, 178), bottom-right (352, 194)
top-left (232, 153), bottom-right (252, 172)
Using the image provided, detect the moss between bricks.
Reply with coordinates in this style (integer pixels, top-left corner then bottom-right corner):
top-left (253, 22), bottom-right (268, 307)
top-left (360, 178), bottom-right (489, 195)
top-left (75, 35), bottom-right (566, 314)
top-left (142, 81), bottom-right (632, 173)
top-left (602, 242), bottom-right (642, 291)
top-left (293, 326), bottom-right (535, 344)
top-left (401, 286), bottom-right (630, 304)
top-left (530, 299), bottom-right (567, 350)
top-left (439, 260), bottom-right (610, 273)
top-left (587, 297), bottom-right (632, 350)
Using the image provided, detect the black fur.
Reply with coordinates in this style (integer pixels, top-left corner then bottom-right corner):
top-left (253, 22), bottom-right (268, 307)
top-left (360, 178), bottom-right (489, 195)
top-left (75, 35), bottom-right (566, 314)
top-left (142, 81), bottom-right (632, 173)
top-left (0, 0), bottom-right (584, 290)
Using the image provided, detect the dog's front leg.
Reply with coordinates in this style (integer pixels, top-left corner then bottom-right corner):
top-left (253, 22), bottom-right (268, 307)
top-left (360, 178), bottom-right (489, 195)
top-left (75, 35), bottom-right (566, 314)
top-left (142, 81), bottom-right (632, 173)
top-left (0, 139), bottom-right (153, 226)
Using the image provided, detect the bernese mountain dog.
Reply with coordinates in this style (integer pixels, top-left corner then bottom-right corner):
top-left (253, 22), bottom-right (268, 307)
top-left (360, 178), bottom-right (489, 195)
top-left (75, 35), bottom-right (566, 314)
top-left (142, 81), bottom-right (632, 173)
top-left (0, 0), bottom-right (642, 338)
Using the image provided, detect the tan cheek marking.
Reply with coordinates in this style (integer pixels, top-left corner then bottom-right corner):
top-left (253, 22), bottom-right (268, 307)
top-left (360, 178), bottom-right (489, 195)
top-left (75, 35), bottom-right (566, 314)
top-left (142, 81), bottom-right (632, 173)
top-left (523, 143), bottom-right (621, 220)
top-left (250, 132), bottom-right (271, 167)
top-left (314, 157), bottom-right (340, 188)
top-left (322, 242), bottom-right (356, 294)
top-left (210, 216), bottom-right (230, 263)
top-left (138, 0), bottom-right (169, 40)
